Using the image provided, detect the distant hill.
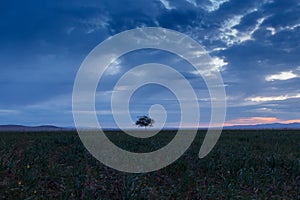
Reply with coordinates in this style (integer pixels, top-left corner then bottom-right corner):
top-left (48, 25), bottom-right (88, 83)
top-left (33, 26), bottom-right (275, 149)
top-left (0, 123), bottom-right (299, 132)
top-left (0, 125), bottom-right (69, 132)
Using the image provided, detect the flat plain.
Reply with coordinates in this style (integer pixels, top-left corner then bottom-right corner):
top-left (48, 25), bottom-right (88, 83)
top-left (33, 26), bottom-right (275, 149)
top-left (0, 130), bottom-right (299, 199)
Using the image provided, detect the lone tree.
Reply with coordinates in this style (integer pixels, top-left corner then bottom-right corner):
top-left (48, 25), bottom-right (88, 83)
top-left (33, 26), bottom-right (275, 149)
top-left (135, 115), bottom-right (154, 129)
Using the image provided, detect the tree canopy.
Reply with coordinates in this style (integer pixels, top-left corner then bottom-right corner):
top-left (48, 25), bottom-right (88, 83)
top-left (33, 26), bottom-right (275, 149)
top-left (135, 115), bottom-right (154, 129)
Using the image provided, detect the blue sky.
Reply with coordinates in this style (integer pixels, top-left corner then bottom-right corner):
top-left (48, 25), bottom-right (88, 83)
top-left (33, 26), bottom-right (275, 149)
top-left (1, 0), bottom-right (300, 127)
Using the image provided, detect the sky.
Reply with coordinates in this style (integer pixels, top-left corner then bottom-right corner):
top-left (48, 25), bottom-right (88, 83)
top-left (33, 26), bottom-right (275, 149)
top-left (0, 0), bottom-right (300, 127)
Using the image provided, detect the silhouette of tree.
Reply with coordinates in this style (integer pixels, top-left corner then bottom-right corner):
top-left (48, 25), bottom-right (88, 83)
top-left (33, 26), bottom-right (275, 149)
top-left (135, 115), bottom-right (154, 129)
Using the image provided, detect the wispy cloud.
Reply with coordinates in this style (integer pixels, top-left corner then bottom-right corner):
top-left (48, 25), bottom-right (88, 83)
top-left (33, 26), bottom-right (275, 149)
top-left (105, 59), bottom-right (122, 76)
top-left (190, 56), bottom-right (228, 76)
top-left (79, 14), bottom-right (110, 34)
top-left (266, 26), bottom-right (276, 35)
top-left (205, 0), bottom-right (229, 12)
top-left (210, 57), bottom-right (228, 70)
top-left (0, 109), bottom-right (18, 114)
top-left (265, 71), bottom-right (297, 81)
top-left (279, 23), bottom-right (300, 31)
top-left (265, 23), bottom-right (300, 36)
top-left (184, 0), bottom-right (197, 7)
top-left (218, 16), bottom-right (267, 46)
top-left (158, 0), bottom-right (175, 10)
top-left (247, 94), bottom-right (300, 102)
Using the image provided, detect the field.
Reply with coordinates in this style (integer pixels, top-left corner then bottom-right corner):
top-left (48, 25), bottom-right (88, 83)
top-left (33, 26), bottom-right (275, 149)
top-left (0, 130), bottom-right (299, 199)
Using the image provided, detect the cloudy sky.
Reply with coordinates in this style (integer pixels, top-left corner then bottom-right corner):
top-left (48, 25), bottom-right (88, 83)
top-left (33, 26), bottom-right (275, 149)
top-left (1, 0), bottom-right (300, 127)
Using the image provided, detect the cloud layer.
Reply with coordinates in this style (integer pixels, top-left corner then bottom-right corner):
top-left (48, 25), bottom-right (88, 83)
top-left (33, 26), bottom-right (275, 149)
top-left (0, 0), bottom-right (300, 127)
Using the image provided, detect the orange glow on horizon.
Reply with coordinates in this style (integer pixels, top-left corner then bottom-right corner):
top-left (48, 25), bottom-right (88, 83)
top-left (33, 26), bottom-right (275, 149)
top-left (225, 117), bottom-right (300, 126)
top-left (283, 119), bottom-right (300, 123)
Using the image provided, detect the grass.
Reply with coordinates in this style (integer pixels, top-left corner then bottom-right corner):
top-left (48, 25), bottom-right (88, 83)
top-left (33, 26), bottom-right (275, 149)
top-left (0, 130), bottom-right (299, 199)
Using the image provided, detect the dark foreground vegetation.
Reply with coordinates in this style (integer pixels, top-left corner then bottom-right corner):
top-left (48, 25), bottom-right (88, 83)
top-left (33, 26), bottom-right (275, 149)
top-left (0, 130), bottom-right (299, 199)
